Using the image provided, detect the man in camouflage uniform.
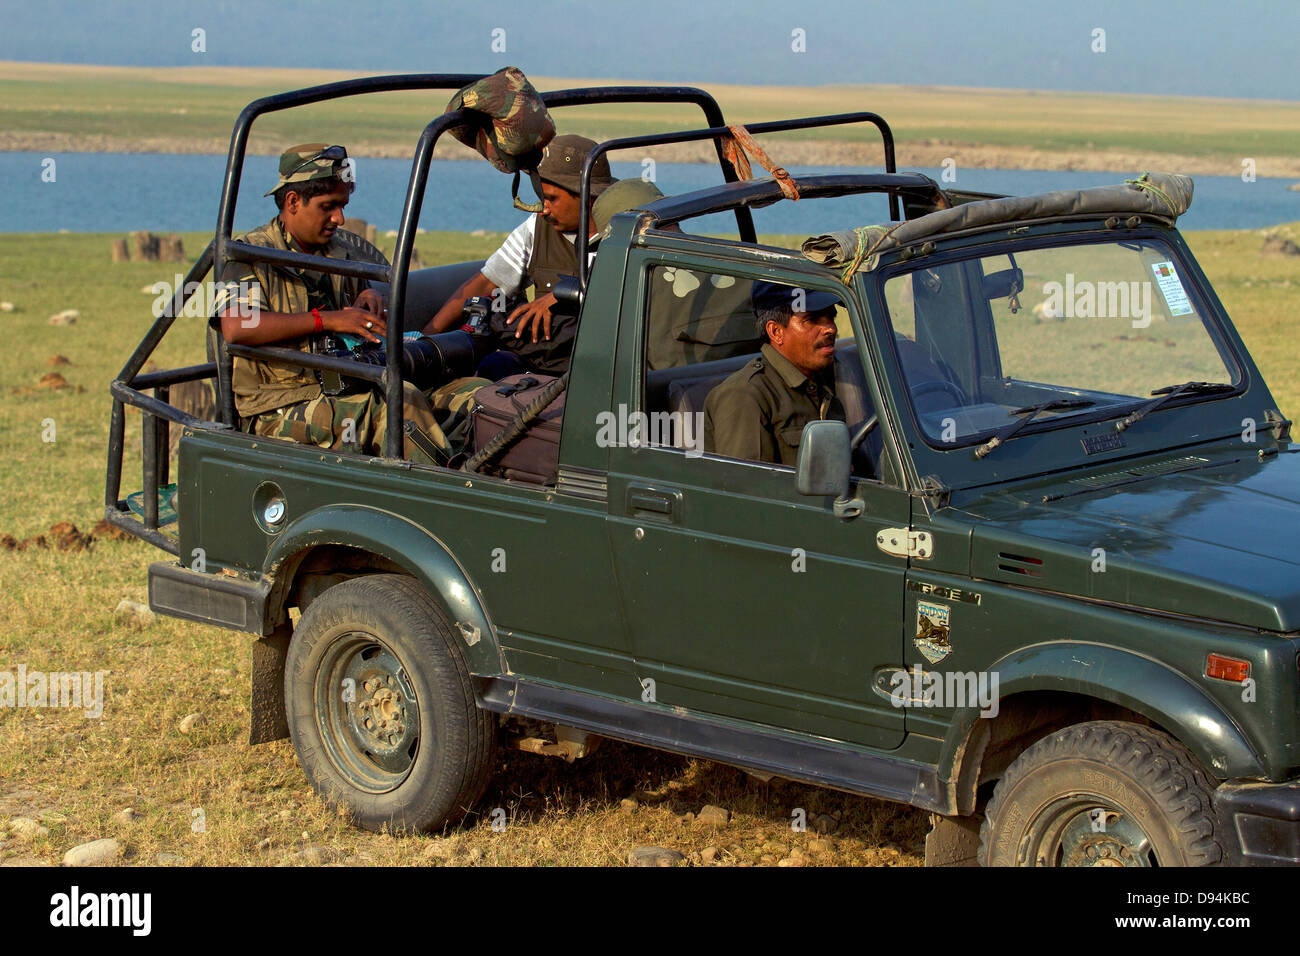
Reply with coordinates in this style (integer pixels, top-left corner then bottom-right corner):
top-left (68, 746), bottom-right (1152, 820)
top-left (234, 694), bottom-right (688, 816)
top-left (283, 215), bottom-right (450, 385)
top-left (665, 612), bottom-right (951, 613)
top-left (704, 282), bottom-right (846, 465)
top-left (215, 143), bottom-right (458, 463)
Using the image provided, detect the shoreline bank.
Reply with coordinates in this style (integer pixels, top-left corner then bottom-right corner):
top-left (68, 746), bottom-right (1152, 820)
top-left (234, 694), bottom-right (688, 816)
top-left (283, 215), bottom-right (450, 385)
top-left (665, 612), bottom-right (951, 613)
top-left (3, 131), bottom-right (1297, 180)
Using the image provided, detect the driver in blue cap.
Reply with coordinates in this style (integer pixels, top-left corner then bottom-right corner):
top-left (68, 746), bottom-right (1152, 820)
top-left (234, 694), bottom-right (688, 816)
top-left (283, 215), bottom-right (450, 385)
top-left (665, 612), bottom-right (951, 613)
top-left (703, 281), bottom-right (846, 465)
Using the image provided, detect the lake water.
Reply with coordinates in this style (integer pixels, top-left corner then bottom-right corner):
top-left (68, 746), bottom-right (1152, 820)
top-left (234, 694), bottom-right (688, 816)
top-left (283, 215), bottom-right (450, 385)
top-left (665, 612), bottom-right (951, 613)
top-left (1, 151), bottom-right (1296, 236)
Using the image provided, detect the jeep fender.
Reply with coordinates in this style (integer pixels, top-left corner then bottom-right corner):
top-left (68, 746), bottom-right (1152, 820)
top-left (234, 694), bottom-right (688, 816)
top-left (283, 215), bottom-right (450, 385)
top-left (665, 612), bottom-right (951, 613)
top-left (939, 642), bottom-right (1264, 795)
top-left (263, 504), bottom-right (504, 676)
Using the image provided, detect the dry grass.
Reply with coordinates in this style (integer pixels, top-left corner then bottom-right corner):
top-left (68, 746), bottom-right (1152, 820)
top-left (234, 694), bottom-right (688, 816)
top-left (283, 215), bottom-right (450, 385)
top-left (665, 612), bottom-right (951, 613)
top-left (0, 220), bottom-right (1295, 867)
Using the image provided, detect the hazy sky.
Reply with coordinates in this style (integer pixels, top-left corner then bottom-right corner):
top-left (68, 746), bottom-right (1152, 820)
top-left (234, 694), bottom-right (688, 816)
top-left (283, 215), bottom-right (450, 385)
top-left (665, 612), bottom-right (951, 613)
top-left (3, 0), bottom-right (1297, 100)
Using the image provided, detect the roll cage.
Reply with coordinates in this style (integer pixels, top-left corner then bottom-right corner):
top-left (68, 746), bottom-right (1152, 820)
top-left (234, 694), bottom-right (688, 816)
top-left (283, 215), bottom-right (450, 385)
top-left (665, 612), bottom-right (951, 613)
top-left (105, 72), bottom-right (912, 551)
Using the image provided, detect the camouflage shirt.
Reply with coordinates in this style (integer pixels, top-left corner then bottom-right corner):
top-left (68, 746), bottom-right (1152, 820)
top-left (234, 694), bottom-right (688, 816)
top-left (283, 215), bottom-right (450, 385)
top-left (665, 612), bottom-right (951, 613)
top-left (703, 343), bottom-right (845, 466)
top-left (215, 216), bottom-right (389, 418)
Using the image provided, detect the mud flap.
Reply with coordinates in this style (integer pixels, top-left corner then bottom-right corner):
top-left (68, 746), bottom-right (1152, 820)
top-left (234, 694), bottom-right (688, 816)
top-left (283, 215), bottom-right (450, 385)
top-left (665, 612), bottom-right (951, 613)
top-left (924, 813), bottom-right (982, 867)
top-left (250, 624), bottom-right (291, 744)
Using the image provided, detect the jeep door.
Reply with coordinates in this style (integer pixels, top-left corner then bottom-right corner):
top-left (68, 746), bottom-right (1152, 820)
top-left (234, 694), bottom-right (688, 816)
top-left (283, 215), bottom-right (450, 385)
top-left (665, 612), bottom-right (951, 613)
top-left (604, 252), bottom-right (910, 750)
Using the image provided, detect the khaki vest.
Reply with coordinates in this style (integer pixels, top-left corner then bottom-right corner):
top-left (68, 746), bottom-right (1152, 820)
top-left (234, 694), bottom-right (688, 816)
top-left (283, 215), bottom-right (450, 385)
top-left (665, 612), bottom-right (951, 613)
top-left (223, 217), bottom-right (389, 418)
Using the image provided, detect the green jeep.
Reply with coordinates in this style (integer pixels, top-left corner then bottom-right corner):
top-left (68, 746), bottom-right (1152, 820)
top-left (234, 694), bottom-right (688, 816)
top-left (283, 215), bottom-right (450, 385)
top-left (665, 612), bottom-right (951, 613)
top-left (105, 74), bottom-right (1300, 867)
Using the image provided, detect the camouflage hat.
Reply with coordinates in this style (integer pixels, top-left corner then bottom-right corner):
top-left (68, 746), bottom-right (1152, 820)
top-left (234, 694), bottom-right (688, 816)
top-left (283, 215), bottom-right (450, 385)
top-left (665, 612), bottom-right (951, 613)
top-left (264, 143), bottom-right (352, 197)
top-left (593, 178), bottom-right (665, 239)
top-left (536, 135), bottom-right (615, 197)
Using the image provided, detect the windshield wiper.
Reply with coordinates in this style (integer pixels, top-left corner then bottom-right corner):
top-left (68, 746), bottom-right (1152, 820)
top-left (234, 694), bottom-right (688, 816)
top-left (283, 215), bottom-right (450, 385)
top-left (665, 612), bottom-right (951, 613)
top-left (974, 399), bottom-right (1096, 459)
top-left (1114, 381), bottom-right (1236, 432)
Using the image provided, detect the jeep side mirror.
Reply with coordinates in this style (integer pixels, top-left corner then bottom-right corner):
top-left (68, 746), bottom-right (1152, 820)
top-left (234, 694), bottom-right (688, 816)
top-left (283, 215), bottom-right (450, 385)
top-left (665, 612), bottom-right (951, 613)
top-left (796, 421), bottom-right (864, 519)
top-left (552, 275), bottom-right (584, 317)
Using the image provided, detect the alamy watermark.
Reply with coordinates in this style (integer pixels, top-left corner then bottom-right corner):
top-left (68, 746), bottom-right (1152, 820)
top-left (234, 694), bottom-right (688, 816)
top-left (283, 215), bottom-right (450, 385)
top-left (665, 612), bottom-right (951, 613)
top-left (595, 405), bottom-right (705, 458)
top-left (889, 665), bottom-right (1000, 718)
top-left (1, 665), bottom-right (107, 718)
top-left (149, 275), bottom-right (260, 324)
top-left (1039, 274), bottom-right (1154, 329)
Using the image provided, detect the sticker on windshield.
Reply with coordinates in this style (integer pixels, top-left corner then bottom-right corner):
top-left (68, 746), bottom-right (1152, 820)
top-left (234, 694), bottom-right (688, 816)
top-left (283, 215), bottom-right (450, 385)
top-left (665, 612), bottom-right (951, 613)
top-left (1151, 261), bottom-right (1195, 317)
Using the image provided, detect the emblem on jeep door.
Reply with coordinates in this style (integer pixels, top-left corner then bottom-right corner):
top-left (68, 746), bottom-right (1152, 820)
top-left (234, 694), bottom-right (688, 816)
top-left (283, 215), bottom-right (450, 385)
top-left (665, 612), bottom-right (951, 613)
top-left (915, 601), bottom-right (952, 663)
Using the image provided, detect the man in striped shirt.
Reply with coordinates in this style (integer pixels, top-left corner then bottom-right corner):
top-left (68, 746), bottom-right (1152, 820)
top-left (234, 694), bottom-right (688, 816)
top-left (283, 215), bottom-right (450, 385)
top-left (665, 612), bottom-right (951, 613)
top-left (424, 135), bottom-right (615, 341)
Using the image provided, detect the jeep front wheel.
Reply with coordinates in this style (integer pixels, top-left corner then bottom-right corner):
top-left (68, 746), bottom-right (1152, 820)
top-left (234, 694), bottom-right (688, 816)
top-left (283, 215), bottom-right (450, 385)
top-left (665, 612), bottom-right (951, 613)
top-left (285, 574), bottom-right (496, 833)
top-left (979, 720), bottom-right (1225, 866)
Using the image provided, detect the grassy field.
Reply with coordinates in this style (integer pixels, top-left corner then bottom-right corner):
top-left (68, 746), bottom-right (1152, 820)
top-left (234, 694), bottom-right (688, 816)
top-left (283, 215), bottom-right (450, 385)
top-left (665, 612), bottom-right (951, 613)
top-left (5, 62), bottom-right (1300, 176)
top-left (0, 221), bottom-right (1296, 867)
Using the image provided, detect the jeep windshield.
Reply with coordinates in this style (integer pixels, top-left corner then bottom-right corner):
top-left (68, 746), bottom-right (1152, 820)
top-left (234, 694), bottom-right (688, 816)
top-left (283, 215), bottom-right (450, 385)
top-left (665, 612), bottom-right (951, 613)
top-left (878, 235), bottom-right (1240, 453)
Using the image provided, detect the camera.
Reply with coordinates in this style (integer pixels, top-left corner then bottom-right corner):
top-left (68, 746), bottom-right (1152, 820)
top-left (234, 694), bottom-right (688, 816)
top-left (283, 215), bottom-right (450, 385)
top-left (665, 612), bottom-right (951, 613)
top-left (314, 323), bottom-right (495, 396)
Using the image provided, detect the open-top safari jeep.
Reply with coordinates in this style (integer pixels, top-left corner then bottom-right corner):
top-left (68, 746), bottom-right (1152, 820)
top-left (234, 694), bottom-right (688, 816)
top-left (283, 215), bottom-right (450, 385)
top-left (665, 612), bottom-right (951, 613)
top-left (105, 72), bottom-right (1300, 866)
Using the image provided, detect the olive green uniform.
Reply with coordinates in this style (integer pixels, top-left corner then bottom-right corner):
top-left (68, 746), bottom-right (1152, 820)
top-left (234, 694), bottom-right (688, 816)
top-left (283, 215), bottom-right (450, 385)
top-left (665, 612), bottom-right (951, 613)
top-left (214, 215), bottom-right (458, 463)
top-left (703, 343), bottom-right (846, 466)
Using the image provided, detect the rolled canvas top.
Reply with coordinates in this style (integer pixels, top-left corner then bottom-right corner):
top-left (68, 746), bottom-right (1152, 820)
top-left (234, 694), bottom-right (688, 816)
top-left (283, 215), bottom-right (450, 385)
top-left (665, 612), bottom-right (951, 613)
top-left (801, 172), bottom-right (1194, 274)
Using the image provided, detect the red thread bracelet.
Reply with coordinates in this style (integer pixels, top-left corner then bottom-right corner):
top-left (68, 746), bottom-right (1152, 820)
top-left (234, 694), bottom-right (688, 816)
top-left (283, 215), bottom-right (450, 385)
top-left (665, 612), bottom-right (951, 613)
top-left (312, 308), bottom-right (323, 332)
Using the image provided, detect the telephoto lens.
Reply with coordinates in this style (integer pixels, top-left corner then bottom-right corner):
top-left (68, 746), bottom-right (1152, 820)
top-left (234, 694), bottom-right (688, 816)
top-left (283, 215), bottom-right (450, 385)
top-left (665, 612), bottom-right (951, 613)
top-left (399, 330), bottom-right (495, 390)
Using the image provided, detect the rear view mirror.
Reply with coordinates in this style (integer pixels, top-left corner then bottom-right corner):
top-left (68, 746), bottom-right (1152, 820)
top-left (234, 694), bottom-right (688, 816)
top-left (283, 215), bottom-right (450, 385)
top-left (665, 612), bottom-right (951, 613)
top-left (796, 421), bottom-right (863, 519)
top-left (982, 267), bottom-right (1023, 301)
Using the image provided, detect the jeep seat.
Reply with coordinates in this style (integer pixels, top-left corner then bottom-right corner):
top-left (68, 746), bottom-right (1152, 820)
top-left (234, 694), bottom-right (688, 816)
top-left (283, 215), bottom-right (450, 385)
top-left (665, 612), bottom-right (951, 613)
top-left (371, 259), bottom-right (487, 330)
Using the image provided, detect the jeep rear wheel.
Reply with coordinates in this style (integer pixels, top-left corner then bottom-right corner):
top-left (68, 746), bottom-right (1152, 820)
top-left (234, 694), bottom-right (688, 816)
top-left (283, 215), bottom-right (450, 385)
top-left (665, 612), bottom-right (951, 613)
top-left (285, 574), bottom-right (496, 833)
top-left (979, 720), bottom-right (1225, 867)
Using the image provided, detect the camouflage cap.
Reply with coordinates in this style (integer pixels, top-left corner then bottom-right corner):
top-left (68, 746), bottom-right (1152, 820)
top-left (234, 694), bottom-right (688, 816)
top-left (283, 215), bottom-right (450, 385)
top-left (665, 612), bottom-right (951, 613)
top-left (536, 134), bottom-right (615, 197)
top-left (264, 143), bottom-right (352, 197)
top-left (593, 178), bottom-right (665, 239)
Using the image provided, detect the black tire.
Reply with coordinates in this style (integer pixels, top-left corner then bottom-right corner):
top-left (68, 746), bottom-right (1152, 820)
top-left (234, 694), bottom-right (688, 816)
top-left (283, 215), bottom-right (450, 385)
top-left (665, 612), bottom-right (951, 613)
top-left (285, 573), bottom-right (496, 833)
top-left (979, 720), bottom-right (1226, 867)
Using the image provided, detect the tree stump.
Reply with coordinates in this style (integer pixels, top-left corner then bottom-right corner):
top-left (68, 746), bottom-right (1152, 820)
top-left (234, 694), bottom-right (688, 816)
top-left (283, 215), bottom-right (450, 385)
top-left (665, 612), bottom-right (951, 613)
top-left (343, 217), bottom-right (368, 239)
top-left (132, 231), bottom-right (160, 261)
top-left (161, 234), bottom-right (186, 262)
top-left (110, 238), bottom-right (129, 262)
top-left (365, 224), bottom-right (378, 245)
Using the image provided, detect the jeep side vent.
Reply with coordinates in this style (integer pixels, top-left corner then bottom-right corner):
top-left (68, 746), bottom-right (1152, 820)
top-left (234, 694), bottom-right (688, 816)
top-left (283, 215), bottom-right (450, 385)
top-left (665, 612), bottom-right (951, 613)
top-left (998, 551), bottom-right (1044, 577)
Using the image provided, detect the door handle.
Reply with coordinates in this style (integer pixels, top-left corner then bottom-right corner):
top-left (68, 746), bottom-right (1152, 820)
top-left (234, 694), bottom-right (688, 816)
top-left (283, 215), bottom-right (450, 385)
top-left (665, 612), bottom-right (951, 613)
top-left (628, 486), bottom-right (680, 521)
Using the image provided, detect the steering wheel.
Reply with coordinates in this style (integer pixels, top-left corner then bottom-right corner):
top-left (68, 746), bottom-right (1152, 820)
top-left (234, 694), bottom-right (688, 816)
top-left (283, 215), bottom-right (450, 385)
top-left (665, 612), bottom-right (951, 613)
top-left (910, 379), bottom-right (967, 408)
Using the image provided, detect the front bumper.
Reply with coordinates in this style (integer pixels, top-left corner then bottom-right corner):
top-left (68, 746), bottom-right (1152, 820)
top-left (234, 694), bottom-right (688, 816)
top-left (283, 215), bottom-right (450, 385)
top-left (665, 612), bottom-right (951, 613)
top-left (1214, 780), bottom-right (1300, 865)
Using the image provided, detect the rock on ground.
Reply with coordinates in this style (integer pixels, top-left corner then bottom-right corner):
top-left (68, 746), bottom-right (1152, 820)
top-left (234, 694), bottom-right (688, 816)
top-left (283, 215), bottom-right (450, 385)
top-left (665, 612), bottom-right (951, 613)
top-left (63, 838), bottom-right (122, 866)
top-left (628, 846), bottom-right (686, 867)
top-left (288, 846), bottom-right (339, 865)
top-left (696, 804), bottom-right (730, 826)
top-left (177, 713), bottom-right (203, 734)
top-left (8, 817), bottom-right (49, 841)
top-left (115, 599), bottom-right (155, 626)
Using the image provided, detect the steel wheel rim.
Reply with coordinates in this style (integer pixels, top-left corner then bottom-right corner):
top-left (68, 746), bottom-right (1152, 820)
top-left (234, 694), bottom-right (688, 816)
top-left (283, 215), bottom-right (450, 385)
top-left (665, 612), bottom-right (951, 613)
top-left (315, 632), bottom-right (421, 794)
top-left (1020, 793), bottom-right (1158, 867)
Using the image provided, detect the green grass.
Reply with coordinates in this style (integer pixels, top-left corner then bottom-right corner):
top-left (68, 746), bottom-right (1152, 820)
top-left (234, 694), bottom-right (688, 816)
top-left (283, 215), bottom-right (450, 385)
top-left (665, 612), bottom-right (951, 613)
top-left (0, 220), bottom-right (1295, 866)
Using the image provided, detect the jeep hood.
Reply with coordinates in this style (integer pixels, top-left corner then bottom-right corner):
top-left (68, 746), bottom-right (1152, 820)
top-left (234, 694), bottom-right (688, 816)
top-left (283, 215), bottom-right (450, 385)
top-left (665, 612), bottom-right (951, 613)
top-left (958, 451), bottom-right (1300, 631)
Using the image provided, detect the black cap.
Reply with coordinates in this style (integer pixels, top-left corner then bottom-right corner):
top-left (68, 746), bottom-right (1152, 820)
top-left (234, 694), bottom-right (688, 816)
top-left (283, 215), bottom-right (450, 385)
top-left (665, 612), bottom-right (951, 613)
top-left (751, 280), bottom-right (840, 314)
